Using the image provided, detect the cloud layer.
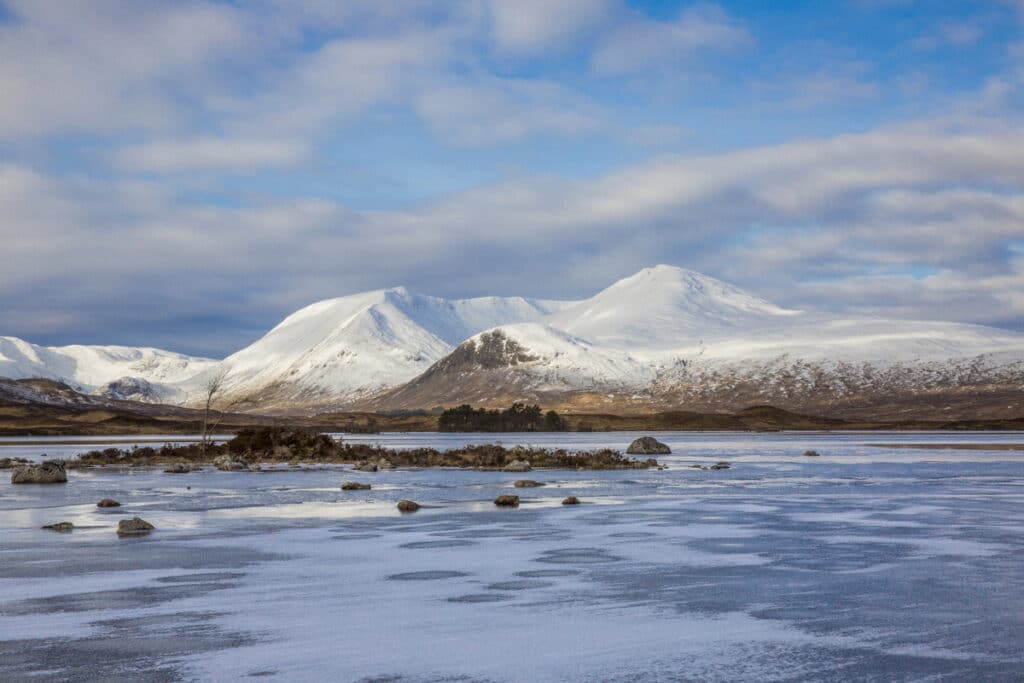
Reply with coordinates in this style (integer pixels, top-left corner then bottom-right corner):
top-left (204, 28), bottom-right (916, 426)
top-left (1, 0), bottom-right (1022, 356)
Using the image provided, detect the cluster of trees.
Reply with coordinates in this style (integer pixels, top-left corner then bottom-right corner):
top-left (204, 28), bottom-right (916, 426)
top-left (439, 403), bottom-right (568, 432)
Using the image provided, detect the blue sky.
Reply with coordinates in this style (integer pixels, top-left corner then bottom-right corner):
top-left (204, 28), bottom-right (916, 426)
top-left (1, 0), bottom-right (1023, 357)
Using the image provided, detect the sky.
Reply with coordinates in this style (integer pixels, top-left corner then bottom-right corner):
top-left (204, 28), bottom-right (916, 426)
top-left (1, 0), bottom-right (1023, 358)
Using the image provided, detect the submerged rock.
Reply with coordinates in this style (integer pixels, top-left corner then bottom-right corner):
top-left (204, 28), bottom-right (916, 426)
top-left (97, 498), bottom-right (121, 508)
top-left (11, 460), bottom-right (67, 484)
top-left (397, 500), bottom-right (420, 512)
top-left (803, 450), bottom-right (821, 457)
top-left (42, 521), bottom-right (74, 532)
top-left (710, 462), bottom-right (731, 470)
top-left (494, 495), bottom-right (520, 507)
top-left (503, 459), bottom-right (531, 472)
top-left (626, 437), bottom-right (671, 455)
top-left (341, 481), bottom-right (371, 491)
top-left (561, 496), bottom-right (580, 505)
top-left (513, 479), bottom-right (544, 488)
top-left (117, 517), bottom-right (155, 536)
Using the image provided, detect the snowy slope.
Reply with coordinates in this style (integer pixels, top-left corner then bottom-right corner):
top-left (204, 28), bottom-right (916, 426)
top-left (0, 336), bottom-right (218, 401)
top-left (200, 287), bottom-right (574, 408)
top-left (373, 265), bottom-right (1024, 415)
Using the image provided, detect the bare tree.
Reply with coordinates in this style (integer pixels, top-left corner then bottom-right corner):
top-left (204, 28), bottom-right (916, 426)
top-left (199, 369), bottom-right (248, 456)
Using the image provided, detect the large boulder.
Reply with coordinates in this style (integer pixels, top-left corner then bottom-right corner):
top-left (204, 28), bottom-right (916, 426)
top-left (503, 459), bottom-right (531, 472)
top-left (213, 455), bottom-right (249, 471)
top-left (97, 498), bottom-right (121, 508)
top-left (561, 496), bottom-right (581, 505)
top-left (117, 517), bottom-right (155, 536)
top-left (494, 495), bottom-right (520, 507)
top-left (626, 437), bottom-right (671, 455)
top-left (11, 460), bottom-right (67, 484)
top-left (341, 481), bottom-right (371, 491)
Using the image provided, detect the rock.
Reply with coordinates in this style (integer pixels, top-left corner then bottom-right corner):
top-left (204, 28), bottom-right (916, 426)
top-left (42, 522), bottom-right (74, 532)
top-left (117, 517), bottom-right (155, 536)
top-left (494, 495), bottom-right (520, 507)
top-left (213, 455), bottom-right (249, 471)
top-left (710, 462), bottom-right (731, 470)
top-left (376, 458), bottom-right (396, 470)
top-left (561, 496), bottom-right (580, 505)
top-left (803, 450), bottom-right (820, 457)
top-left (626, 437), bottom-right (671, 455)
top-left (513, 479), bottom-right (544, 488)
top-left (397, 500), bottom-right (420, 512)
top-left (163, 462), bottom-right (192, 473)
top-left (97, 498), bottom-right (121, 508)
top-left (341, 481), bottom-right (371, 491)
top-left (0, 457), bottom-right (29, 469)
top-left (353, 461), bottom-right (378, 472)
top-left (503, 459), bottom-right (531, 472)
top-left (11, 460), bottom-right (67, 484)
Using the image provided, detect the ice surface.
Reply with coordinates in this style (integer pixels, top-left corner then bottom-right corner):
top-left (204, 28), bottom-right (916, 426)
top-left (2, 431), bottom-right (1023, 681)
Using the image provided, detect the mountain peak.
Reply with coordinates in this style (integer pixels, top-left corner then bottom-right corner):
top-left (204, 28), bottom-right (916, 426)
top-left (545, 265), bottom-right (799, 349)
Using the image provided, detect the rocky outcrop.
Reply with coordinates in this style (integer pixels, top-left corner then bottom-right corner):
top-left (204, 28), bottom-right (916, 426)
top-left (503, 459), bottom-right (531, 472)
top-left (494, 495), bottom-right (520, 507)
top-left (117, 517), bottom-right (155, 536)
top-left (0, 457), bottom-right (30, 469)
top-left (341, 481), bottom-right (371, 491)
top-left (213, 455), bottom-right (249, 471)
top-left (626, 437), bottom-right (671, 455)
top-left (561, 496), bottom-right (580, 505)
top-left (97, 498), bottom-right (121, 508)
top-left (397, 500), bottom-right (420, 512)
top-left (42, 522), bottom-right (74, 532)
top-left (513, 479), bottom-right (544, 488)
top-left (11, 460), bottom-right (67, 484)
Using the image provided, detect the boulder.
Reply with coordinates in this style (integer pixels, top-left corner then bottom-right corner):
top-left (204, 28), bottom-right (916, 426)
top-left (710, 462), bottom-right (731, 470)
top-left (513, 479), bottom-right (544, 488)
top-left (376, 458), bottom-right (396, 470)
top-left (97, 498), bottom-right (121, 508)
top-left (494, 495), bottom-right (520, 507)
top-left (626, 437), bottom-right (671, 455)
top-left (353, 461), bottom-right (378, 473)
top-left (341, 481), bottom-right (371, 491)
top-left (11, 460), bottom-right (67, 484)
top-left (397, 500), bottom-right (420, 512)
top-left (42, 521), bottom-right (74, 532)
top-left (213, 455), bottom-right (249, 471)
top-left (117, 517), bottom-right (155, 536)
top-left (503, 459), bottom-right (532, 472)
top-left (803, 450), bottom-right (820, 457)
top-left (561, 496), bottom-right (581, 505)
top-left (163, 462), bottom-right (192, 473)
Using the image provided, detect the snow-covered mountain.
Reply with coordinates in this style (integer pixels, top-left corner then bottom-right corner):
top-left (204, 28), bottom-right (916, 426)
top-left (371, 266), bottom-right (1024, 419)
top-left (0, 336), bottom-right (218, 402)
top-left (4, 265), bottom-right (1023, 419)
top-left (198, 287), bottom-right (572, 411)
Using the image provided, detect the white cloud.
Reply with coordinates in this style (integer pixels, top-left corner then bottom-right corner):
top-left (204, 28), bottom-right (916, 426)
top-left (592, 4), bottom-right (752, 75)
top-left (114, 138), bottom-right (307, 173)
top-left (486, 0), bottom-right (611, 55)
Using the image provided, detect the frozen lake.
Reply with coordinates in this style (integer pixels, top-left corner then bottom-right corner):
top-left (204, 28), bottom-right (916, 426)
top-left (2, 431), bottom-right (1023, 681)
